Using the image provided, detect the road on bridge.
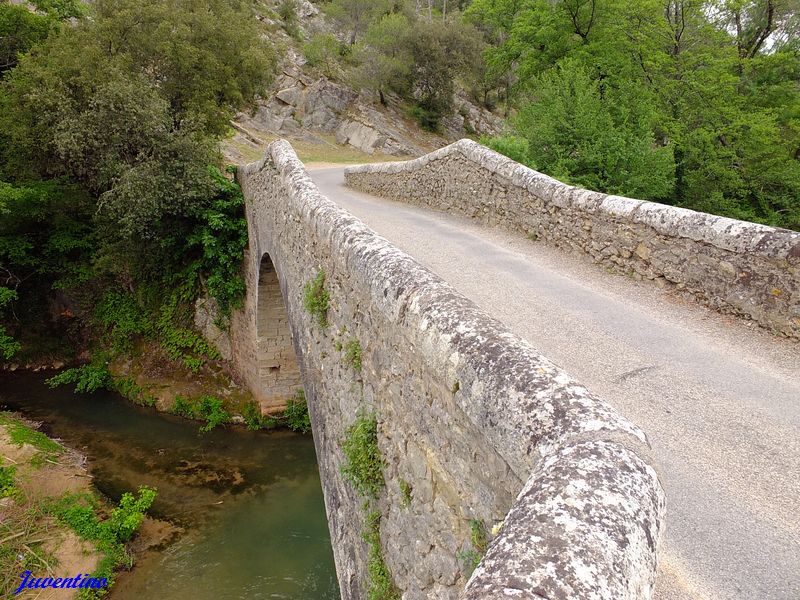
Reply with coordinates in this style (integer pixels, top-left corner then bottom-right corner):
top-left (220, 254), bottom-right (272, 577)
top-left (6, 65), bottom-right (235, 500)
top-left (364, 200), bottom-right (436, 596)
top-left (309, 166), bottom-right (800, 600)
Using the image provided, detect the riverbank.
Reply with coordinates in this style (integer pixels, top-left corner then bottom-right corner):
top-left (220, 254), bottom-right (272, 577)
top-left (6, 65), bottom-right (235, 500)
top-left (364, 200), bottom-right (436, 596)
top-left (2, 333), bottom-right (312, 435)
top-left (0, 372), bottom-right (338, 599)
top-left (0, 412), bottom-right (177, 599)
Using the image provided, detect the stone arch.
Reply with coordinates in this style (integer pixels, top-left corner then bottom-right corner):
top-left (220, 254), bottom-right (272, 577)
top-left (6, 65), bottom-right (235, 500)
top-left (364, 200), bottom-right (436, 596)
top-left (256, 252), bottom-right (302, 412)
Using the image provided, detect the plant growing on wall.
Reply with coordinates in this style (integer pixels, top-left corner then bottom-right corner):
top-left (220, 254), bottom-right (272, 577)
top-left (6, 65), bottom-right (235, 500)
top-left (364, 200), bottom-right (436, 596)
top-left (457, 518), bottom-right (489, 576)
top-left (340, 412), bottom-right (385, 498)
top-left (364, 508), bottom-right (400, 600)
top-left (344, 338), bottom-right (363, 371)
top-left (399, 479), bottom-right (412, 508)
top-left (284, 390), bottom-right (311, 433)
top-left (303, 269), bottom-right (330, 328)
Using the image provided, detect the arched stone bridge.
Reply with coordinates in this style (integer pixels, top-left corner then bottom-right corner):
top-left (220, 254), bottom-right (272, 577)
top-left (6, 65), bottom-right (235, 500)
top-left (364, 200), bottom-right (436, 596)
top-left (224, 139), bottom-right (800, 599)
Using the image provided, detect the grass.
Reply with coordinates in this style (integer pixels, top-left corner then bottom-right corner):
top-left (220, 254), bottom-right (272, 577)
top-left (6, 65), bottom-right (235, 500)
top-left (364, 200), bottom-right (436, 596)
top-left (0, 500), bottom-right (59, 596)
top-left (0, 412), bottom-right (64, 466)
top-left (224, 129), bottom-right (402, 166)
top-left (0, 414), bottom-right (155, 599)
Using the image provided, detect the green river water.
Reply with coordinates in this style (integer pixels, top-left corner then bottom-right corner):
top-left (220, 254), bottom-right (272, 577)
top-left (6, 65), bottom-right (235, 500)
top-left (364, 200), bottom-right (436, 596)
top-left (0, 372), bottom-right (339, 599)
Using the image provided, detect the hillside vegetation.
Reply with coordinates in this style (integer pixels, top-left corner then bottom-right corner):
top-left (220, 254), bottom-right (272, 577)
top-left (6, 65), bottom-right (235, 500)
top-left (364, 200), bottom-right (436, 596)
top-left (0, 0), bottom-right (798, 367)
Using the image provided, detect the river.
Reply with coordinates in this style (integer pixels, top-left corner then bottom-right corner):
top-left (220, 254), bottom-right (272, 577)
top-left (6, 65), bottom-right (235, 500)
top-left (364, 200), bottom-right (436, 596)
top-left (0, 371), bottom-right (339, 599)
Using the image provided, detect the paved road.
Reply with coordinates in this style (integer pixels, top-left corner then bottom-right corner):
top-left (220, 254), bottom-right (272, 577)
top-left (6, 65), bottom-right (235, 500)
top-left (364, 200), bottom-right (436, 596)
top-left (308, 166), bottom-right (800, 600)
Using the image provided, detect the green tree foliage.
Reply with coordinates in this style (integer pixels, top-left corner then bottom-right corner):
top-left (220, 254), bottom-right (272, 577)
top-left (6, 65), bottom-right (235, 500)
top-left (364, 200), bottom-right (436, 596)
top-left (470, 0), bottom-right (800, 229)
top-left (0, 0), bottom-right (273, 365)
top-left (0, 4), bottom-right (53, 76)
top-left (326, 0), bottom-right (392, 45)
top-left (351, 13), bottom-right (414, 102)
top-left (0, 287), bottom-right (20, 359)
top-left (515, 60), bottom-right (675, 199)
top-left (305, 33), bottom-right (347, 79)
top-left (407, 17), bottom-right (483, 130)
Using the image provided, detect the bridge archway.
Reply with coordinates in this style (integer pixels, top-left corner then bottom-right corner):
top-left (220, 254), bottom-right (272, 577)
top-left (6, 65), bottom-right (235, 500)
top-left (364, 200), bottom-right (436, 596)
top-left (255, 252), bottom-right (302, 412)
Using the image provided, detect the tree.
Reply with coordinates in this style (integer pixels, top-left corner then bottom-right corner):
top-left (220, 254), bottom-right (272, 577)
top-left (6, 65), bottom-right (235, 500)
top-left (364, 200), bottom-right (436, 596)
top-left (325, 0), bottom-right (391, 45)
top-left (712, 0), bottom-right (800, 58)
top-left (408, 17), bottom-right (483, 129)
top-left (514, 59), bottom-right (675, 200)
top-left (0, 5), bottom-right (53, 76)
top-left (351, 13), bottom-right (414, 101)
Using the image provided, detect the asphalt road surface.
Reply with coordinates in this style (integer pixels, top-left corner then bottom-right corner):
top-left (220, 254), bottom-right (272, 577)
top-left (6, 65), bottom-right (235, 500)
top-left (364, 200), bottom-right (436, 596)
top-left (309, 166), bottom-right (800, 600)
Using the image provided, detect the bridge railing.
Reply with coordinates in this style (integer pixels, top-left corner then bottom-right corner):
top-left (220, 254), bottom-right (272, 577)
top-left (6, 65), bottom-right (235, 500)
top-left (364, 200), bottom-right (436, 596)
top-left (346, 139), bottom-right (800, 339)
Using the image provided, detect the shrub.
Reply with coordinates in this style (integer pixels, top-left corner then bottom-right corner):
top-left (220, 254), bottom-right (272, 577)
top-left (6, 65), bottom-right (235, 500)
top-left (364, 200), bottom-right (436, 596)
top-left (344, 339), bottom-right (362, 371)
top-left (340, 412), bottom-right (384, 499)
top-left (481, 135), bottom-right (531, 166)
top-left (303, 269), bottom-right (330, 328)
top-left (47, 363), bottom-right (113, 393)
top-left (363, 509), bottom-right (400, 600)
top-left (408, 104), bottom-right (441, 133)
top-left (284, 390), bottom-right (311, 434)
top-left (304, 34), bottom-right (344, 79)
top-left (196, 395), bottom-right (231, 433)
top-left (51, 485), bottom-right (157, 598)
top-left (107, 486), bottom-right (157, 543)
top-left (172, 395), bottom-right (195, 418)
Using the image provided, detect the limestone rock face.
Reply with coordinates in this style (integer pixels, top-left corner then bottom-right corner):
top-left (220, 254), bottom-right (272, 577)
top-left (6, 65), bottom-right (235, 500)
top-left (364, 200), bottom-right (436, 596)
top-left (235, 46), bottom-right (501, 158)
top-left (194, 296), bottom-right (232, 361)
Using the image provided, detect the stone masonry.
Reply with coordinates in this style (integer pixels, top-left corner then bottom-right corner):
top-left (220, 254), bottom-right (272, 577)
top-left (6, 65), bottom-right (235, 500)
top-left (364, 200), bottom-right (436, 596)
top-left (255, 254), bottom-right (302, 410)
top-left (231, 140), bottom-right (666, 600)
top-left (345, 139), bottom-right (800, 339)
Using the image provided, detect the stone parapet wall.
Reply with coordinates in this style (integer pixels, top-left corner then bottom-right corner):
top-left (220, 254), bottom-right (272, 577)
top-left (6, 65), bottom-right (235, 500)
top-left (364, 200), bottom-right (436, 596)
top-left (345, 139), bottom-right (800, 338)
top-left (235, 140), bottom-right (665, 600)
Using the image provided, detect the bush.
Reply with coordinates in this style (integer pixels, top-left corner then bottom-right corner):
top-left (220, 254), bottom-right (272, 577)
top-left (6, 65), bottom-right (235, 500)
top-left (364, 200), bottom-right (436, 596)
top-left (197, 395), bottom-right (231, 433)
top-left (284, 390), bottom-right (311, 434)
top-left (51, 485), bottom-right (156, 598)
top-left (303, 269), bottom-right (330, 328)
top-left (304, 34), bottom-right (344, 79)
top-left (47, 363), bottom-right (113, 394)
top-left (170, 395), bottom-right (230, 432)
top-left (344, 339), bottom-right (362, 371)
top-left (340, 412), bottom-right (384, 499)
top-left (107, 486), bottom-right (158, 543)
top-left (481, 135), bottom-right (531, 166)
top-left (277, 0), bottom-right (301, 39)
top-left (171, 396), bottom-right (192, 418)
top-left (408, 104), bottom-right (442, 133)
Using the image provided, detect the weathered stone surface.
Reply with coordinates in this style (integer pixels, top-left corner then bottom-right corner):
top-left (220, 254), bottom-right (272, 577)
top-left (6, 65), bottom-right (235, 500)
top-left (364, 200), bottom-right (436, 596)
top-left (194, 296), bottom-right (232, 361)
top-left (233, 140), bottom-right (665, 600)
top-left (345, 139), bottom-right (800, 338)
top-left (463, 441), bottom-right (663, 600)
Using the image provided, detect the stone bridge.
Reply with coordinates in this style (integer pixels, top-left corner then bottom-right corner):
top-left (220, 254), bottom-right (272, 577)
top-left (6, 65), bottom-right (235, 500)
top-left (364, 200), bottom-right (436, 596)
top-left (224, 139), bottom-right (799, 599)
